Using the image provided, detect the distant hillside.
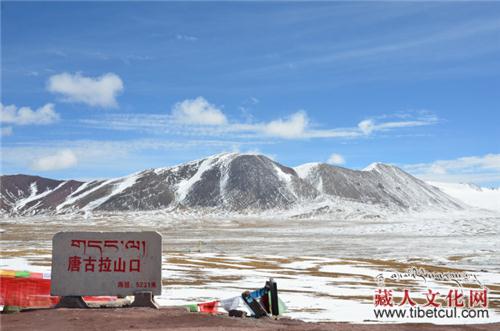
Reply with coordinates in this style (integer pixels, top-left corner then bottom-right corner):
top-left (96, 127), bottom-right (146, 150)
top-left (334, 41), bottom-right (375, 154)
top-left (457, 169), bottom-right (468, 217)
top-left (1, 153), bottom-right (464, 216)
top-left (428, 181), bottom-right (500, 213)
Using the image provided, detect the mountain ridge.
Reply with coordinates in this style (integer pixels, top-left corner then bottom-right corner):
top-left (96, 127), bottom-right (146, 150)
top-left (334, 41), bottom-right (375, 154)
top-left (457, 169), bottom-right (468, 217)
top-left (0, 153), bottom-right (465, 216)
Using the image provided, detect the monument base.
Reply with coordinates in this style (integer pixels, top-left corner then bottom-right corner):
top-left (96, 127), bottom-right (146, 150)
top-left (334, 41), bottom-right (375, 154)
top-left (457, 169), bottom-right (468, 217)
top-left (130, 291), bottom-right (159, 309)
top-left (55, 296), bottom-right (89, 309)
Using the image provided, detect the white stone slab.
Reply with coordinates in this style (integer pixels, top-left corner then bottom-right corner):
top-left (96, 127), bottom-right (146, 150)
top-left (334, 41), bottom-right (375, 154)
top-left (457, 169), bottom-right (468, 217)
top-left (51, 231), bottom-right (162, 296)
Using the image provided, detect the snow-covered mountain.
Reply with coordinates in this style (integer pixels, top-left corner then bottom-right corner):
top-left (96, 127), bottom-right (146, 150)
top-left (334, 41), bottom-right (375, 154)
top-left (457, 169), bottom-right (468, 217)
top-left (0, 153), bottom-right (465, 216)
top-left (0, 174), bottom-right (83, 215)
top-left (294, 162), bottom-right (462, 210)
top-left (428, 181), bottom-right (500, 213)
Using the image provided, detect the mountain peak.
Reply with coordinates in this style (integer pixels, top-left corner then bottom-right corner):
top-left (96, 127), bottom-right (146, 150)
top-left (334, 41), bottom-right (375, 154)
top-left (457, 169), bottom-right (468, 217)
top-left (363, 162), bottom-right (385, 171)
top-left (174, 152), bottom-right (271, 166)
top-left (362, 162), bottom-right (403, 173)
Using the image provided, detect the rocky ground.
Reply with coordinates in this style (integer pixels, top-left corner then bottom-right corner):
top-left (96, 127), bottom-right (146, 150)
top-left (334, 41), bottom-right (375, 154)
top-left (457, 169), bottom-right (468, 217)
top-left (1, 308), bottom-right (499, 331)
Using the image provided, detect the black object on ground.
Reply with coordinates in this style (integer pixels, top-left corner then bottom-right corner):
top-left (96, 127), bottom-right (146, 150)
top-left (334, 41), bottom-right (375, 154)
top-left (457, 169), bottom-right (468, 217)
top-left (130, 291), bottom-right (159, 309)
top-left (228, 309), bottom-right (247, 318)
top-left (55, 296), bottom-right (89, 309)
top-left (242, 291), bottom-right (268, 318)
top-left (241, 278), bottom-right (281, 318)
top-left (267, 278), bottom-right (279, 316)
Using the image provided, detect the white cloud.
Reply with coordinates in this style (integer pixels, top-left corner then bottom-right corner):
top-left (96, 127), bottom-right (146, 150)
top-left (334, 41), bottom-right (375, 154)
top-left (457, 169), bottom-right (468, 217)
top-left (375, 119), bottom-right (438, 131)
top-left (30, 149), bottom-right (78, 171)
top-left (404, 153), bottom-right (500, 185)
top-left (1, 126), bottom-right (13, 136)
top-left (0, 103), bottom-right (59, 125)
top-left (327, 153), bottom-right (345, 165)
top-left (2, 139), bottom-right (272, 176)
top-left (47, 72), bottom-right (124, 108)
top-left (176, 34), bottom-right (198, 41)
top-left (357, 114), bottom-right (438, 136)
top-left (407, 154), bottom-right (500, 173)
top-left (429, 164), bottom-right (447, 175)
top-left (81, 110), bottom-right (437, 140)
top-left (262, 111), bottom-right (308, 139)
top-left (241, 19), bottom-right (500, 81)
top-left (358, 119), bottom-right (375, 135)
top-left (82, 101), bottom-right (438, 140)
top-left (263, 111), bottom-right (437, 139)
top-left (172, 97), bottom-right (227, 125)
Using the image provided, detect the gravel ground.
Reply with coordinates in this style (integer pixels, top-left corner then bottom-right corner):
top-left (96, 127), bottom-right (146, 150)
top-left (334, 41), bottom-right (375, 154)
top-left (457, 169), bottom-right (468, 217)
top-left (1, 307), bottom-right (499, 331)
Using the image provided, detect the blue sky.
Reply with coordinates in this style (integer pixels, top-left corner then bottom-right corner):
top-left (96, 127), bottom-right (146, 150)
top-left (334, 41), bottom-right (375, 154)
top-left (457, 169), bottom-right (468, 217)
top-left (1, 1), bottom-right (500, 186)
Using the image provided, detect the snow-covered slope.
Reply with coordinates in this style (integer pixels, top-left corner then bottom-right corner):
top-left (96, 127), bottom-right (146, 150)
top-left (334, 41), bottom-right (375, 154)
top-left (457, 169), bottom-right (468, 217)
top-left (428, 181), bottom-right (500, 212)
top-left (0, 175), bottom-right (83, 215)
top-left (295, 162), bottom-right (462, 210)
top-left (172, 153), bottom-right (318, 210)
top-left (1, 153), bottom-right (465, 216)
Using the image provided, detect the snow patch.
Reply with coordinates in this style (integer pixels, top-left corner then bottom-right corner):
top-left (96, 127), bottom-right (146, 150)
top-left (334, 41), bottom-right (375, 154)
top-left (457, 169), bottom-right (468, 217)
top-left (57, 181), bottom-right (92, 211)
top-left (429, 181), bottom-right (500, 213)
top-left (363, 162), bottom-right (380, 171)
top-left (294, 162), bottom-right (320, 178)
top-left (273, 164), bottom-right (293, 183)
top-left (175, 154), bottom-right (234, 202)
top-left (83, 173), bottom-right (140, 211)
top-left (14, 181), bottom-right (66, 212)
